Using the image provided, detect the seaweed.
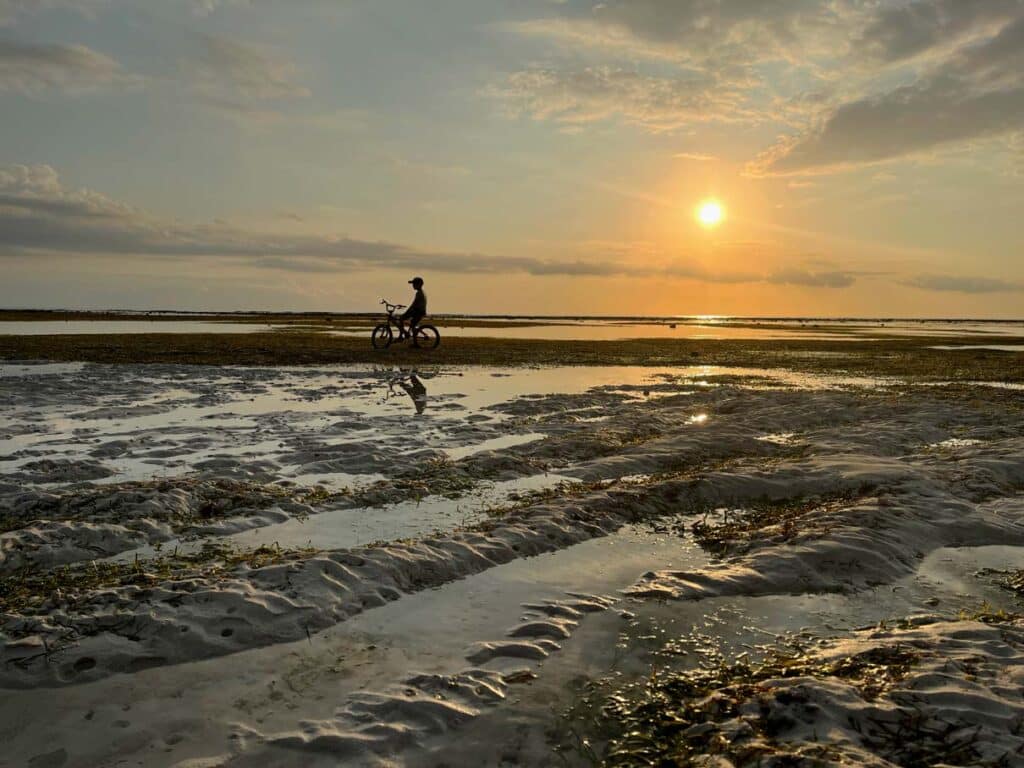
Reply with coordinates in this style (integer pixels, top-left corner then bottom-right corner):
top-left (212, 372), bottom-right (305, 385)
top-left (0, 541), bottom-right (318, 617)
top-left (689, 489), bottom-right (869, 558)
top-left (559, 642), bottom-right (919, 767)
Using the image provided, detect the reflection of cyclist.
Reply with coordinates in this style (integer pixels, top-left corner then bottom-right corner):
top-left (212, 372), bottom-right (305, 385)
top-left (397, 373), bottom-right (428, 415)
top-left (399, 277), bottom-right (427, 347)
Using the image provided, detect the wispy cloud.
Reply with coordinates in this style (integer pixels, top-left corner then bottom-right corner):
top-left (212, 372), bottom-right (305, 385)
top-left (903, 274), bottom-right (1023, 293)
top-left (182, 34), bottom-right (310, 114)
top-left (0, 0), bottom-right (109, 27)
top-left (506, 1), bottom-right (858, 68)
top-left (767, 268), bottom-right (857, 288)
top-left (0, 38), bottom-right (133, 93)
top-left (487, 65), bottom-right (758, 132)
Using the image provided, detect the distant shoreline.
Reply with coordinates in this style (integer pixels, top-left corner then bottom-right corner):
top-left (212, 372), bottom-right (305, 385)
top-left (1, 309), bottom-right (1023, 324)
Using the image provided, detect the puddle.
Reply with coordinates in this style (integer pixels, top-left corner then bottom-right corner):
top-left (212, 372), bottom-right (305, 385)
top-left (444, 432), bottom-right (546, 461)
top-left (916, 544), bottom-right (1024, 601)
top-left (104, 471), bottom-right (581, 564)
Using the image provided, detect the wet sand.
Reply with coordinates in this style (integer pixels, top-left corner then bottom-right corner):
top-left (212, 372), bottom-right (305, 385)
top-left (1, 335), bottom-right (1023, 766)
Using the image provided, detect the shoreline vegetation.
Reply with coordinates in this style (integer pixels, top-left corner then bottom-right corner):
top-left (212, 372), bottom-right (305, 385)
top-left (1, 329), bottom-right (1022, 381)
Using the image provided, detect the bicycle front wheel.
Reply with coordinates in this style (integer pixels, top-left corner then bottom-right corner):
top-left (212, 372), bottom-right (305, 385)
top-left (415, 325), bottom-right (440, 350)
top-left (371, 324), bottom-right (393, 349)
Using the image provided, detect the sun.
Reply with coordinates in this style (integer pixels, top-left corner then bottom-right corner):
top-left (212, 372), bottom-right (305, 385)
top-left (696, 199), bottom-right (725, 228)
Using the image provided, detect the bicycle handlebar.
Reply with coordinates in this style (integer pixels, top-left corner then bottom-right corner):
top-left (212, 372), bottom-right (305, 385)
top-left (380, 299), bottom-right (406, 312)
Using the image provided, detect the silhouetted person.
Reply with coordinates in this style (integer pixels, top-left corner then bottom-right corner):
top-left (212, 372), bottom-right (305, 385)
top-left (399, 276), bottom-right (427, 347)
top-left (397, 373), bottom-right (428, 415)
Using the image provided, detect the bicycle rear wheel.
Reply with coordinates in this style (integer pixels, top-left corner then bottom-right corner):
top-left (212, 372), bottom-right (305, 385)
top-left (414, 325), bottom-right (440, 349)
top-left (371, 324), bottom-right (393, 349)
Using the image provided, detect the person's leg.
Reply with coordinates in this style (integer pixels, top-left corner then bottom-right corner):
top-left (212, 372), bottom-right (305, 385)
top-left (410, 315), bottom-right (423, 347)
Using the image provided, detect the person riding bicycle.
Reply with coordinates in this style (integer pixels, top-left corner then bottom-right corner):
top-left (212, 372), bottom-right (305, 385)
top-left (399, 276), bottom-right (428, 346)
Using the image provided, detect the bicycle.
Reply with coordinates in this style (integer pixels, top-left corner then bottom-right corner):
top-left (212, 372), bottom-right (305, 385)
top-left (371, 300), bottom-right (441, 350)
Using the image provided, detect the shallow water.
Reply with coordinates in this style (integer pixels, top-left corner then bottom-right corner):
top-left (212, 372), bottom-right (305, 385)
top-left (0, 363), bottom-right (895, 488)
top-left (0, 320), bottom-right (275, 335)
top-left (329, 322), bottom-right (850, 341)
top-left (5, 315), bottom-right (1023, 341)
top-left (5, 360), bottom-right (1020, 490)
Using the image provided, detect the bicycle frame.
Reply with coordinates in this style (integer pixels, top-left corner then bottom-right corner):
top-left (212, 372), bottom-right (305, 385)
top-left (373, 299), bottom-right (439, 350)
top-left (380, 300), bottom-right (412, 339)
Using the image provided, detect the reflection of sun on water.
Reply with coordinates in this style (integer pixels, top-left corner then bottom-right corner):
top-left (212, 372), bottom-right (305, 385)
top-left (697, 199), bottom-right (725, 228)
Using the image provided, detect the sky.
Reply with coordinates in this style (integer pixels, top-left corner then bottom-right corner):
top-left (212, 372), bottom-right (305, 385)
top-left (1, 0), bottom-right (1022, 317)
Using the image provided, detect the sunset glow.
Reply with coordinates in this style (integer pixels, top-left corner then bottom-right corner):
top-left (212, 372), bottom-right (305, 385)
top-left (0, 1), bottom-right (1020, 317)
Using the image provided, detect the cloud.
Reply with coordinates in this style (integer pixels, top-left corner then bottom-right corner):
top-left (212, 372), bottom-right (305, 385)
top-left (767, 268), bottom-right (856, 288)
top-left (189, 0), bottom-right (251, 16)
top-left (854, 0), bottom-right (1023, 63)
top-left (0, 39), bottom-right (131, 93)
top-left (24, 165), bottom-right (1014, 297)
top-left (903, 274), bottom-right (1023, 293)
top-left (182, 34), bottom-right (310, 113)
top-left (487, 65), bottom-right (757, 132)
top-left (504, 0), bottom-right (1024, 176)
top-left (509, 1), bottom-right (856, 66)
top-left (514, 1), bottom-right (1021, 72)
top-left (0, 0), bottom-right (108, 27)
top-left (0, 164), bottom-right (867, 289)
top-left (751, 12), bottom-right (1024, 175)
top-left (0, 164), bottom-right (645, 278)
top-left (493, 2), bottom-right (878, 133)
